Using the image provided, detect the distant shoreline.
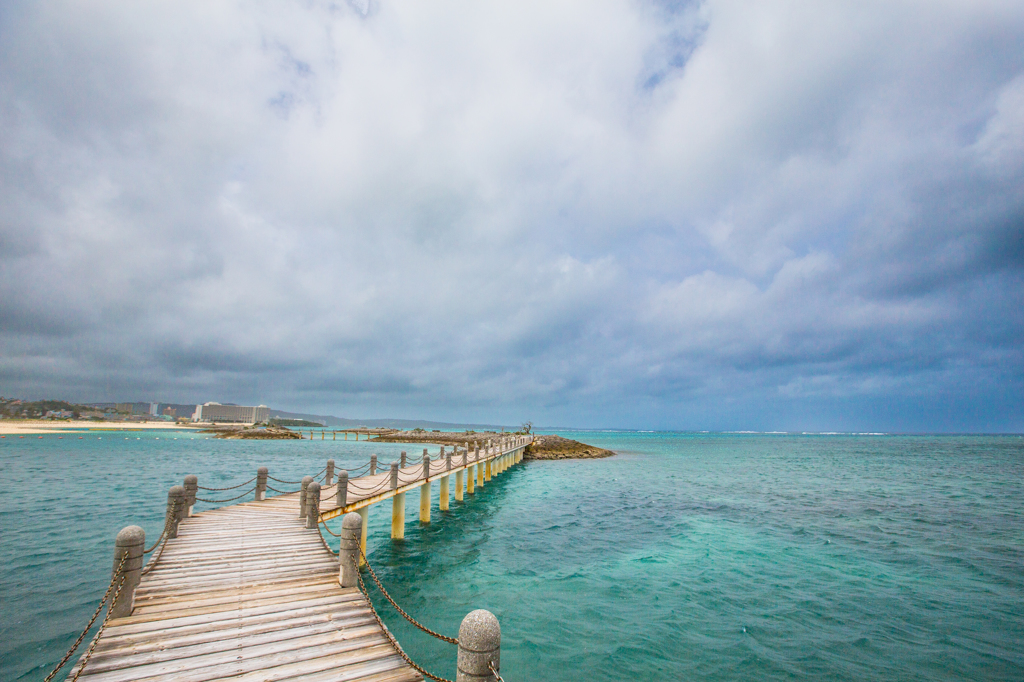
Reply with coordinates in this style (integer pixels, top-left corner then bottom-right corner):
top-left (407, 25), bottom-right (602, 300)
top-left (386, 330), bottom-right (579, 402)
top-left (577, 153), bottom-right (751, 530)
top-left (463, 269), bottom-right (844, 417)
top-left (0, 420), bottom-right (199, 435)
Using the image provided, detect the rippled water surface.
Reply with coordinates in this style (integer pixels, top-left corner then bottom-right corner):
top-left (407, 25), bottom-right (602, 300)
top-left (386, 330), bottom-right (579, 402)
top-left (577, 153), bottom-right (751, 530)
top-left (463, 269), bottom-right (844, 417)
top-left (1, 431), bottom-right (1022, 681)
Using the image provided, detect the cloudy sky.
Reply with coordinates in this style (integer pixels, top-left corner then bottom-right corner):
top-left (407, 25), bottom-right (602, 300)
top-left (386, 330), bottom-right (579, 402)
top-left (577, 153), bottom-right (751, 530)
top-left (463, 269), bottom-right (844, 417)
top-left (1, 0), bottom-right (1022, 431)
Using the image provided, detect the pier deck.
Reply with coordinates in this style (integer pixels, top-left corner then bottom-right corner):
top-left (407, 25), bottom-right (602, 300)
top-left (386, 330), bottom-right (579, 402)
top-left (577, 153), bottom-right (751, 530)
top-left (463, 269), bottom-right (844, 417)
top-left (63, 435), bottom-right (530, 682)
top-left (68, 491), bottom-right (420, 682)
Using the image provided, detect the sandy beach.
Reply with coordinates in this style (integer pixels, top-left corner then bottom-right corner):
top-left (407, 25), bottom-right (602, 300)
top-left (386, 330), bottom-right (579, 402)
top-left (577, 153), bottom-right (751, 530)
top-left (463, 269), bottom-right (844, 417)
top-left (0, 420), bottom-right (199, 435)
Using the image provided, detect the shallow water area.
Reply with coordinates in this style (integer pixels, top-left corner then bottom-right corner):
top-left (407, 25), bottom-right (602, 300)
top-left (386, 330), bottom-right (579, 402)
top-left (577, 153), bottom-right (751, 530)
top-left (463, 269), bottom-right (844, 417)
top-left (1, 430), bottom-right (1022, 681)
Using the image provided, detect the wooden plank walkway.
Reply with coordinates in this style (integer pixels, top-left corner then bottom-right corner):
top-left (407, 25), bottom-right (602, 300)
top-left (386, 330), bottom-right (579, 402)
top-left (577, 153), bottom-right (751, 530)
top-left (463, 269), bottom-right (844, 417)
top-left (69, 490), bottom-right (421, 682)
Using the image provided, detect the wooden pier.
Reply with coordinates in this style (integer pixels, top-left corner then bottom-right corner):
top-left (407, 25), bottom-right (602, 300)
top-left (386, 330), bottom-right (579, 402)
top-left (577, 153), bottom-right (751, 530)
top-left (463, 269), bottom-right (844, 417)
top-left (56, 436), bottom-right (530, 682)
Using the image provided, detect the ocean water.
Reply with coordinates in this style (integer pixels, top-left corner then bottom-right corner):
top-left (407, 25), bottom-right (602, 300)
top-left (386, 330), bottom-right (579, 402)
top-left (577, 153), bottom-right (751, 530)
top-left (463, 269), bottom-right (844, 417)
top-left (1, 430), bottom-right (1022, 681)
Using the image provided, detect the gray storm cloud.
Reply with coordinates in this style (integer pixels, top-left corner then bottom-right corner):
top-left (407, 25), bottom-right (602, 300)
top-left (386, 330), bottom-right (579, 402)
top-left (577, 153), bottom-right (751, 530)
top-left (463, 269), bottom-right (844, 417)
top-left (0, 0), bottom-right (1021, 431)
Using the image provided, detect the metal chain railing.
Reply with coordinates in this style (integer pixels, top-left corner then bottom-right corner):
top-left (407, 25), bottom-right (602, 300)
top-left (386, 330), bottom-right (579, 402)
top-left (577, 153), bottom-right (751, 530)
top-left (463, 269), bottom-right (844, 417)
top-left (266, 484), bottom-right (300, 495)
top-left (197, 476), bottom-right (256, 492)
top-left (195, 486), bottom-right (256, 504)
top-left (42, 553), bottom-right (126, 682)
top-left (356, 544), bottom-right (459, 645)
top-left (356, 566), bottom-right (455, 682)
top-left (489, 661), bottom-right (505, 682)
top-left (66, 574), bottom-right (125, 682)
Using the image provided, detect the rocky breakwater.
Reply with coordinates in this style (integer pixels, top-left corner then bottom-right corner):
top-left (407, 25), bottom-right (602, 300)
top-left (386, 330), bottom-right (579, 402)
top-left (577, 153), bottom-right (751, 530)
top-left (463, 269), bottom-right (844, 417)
top-left (370, 430), bottom-right (614, 460)
top-left (205, 425), bottom-right (303, 439)
top-left (523, 434), bottom-right (615, 460)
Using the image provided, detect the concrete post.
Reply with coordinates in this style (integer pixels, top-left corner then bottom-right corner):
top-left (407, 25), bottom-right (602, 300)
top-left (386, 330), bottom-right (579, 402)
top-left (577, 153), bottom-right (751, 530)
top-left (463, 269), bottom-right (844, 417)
top-left (440, 475), bottom-right (450, 511)
top-left (299, 476), bottom-right (314, 519)
top-left (357, 506), bottom-right (369, 566)
top-left (392, 492), bottom-right (406, 539)
top-left (463, 444), bottom-right (469, 466)
top-left (338, 512), bottom-right (362, 587)
top-left (326, 459), bottom-right (335, 485)
top-left (420, 478), bottom-right (431, 523)
top-left (423, 448), bottom-right (429, 460)
top-left (256, 466), bottom-right (268, 501)
top-left (423, 453), bottom-right (431, 480)
top-left (165, 486), bottom-right (185, 538)
top-left (400, 451), bottom-right (407, 468)
top-left (457, 609), bottom-right (500, 682)
top-left (370, 455), bottom-right (377, 476)
top-left (477, 461), bottom-right (484, 488)
top-left (390, 462), bottom-right (399, 490)
top-left (484, 459), bottom-right (491, 482)
top-left (455, 469), bottom-right (465, 501)
top-left (446, 452), bottom-right (452, 471)
top-left (336, 470), bottom-right (348, 508)
top-left (440, 446), bottom-right (446, 458)
top-left (305, 481), bottom-right (321, 529)
top-left (110, 525), bottom-right (145, 618)
top-left (467, 464), bottom-right (476, 494)
top-left (183, 475), bottom-right (198, 516)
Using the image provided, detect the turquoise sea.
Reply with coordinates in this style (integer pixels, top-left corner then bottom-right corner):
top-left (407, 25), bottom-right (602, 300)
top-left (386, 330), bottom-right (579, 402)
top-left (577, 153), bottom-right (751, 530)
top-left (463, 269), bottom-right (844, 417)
top-left (1, 430), bottom-right (1022, 681)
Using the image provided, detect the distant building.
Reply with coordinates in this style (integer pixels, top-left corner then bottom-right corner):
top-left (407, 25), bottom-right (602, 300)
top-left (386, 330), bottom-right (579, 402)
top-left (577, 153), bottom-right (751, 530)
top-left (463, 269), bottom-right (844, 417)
top-left (149, 403), bottom-right (159, 416)
top-left (162, 406), bottom-right (177, 417)
top-left (193, 403), bottom-right (270, 424)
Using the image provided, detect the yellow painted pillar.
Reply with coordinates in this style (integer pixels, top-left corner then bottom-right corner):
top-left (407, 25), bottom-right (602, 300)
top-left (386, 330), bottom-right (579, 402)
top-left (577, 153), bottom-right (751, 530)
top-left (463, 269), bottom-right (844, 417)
top-left (419, 481), bottom-right (431, 523)
top-left (391, 492), bottom-right (405, 539)
top-left (485, 459), bottom-right (492, 482)
top-left (455, 470), bottom-right (464, 501)
top-left (358, 506), bottom-right (369, 566)
top-left (333, 431), bottom-right (336, 440)
top-left (478, 461), bottom-right (485, 487)
top-left (467, 464), bottom-right (476, 494)
top-left (322, 430), bottom-right (325, 440)
top-left (440, 475), bottom-right (449, 511)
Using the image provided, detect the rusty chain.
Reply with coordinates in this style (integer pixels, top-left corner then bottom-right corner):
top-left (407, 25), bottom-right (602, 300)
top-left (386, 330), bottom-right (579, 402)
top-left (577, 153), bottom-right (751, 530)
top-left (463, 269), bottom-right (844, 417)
top-left (356, 543), bottom-right (459, 645)
top-left (195, 486), bottom-right (256, 504)
top-left (356, 565), bottom-right (455, 682)
top-left (42, 553), bottom-right (126, 682)
top-left (66, 574), bottom-right (125, 682)
top-left (196, 476), bottom-right (257, 491)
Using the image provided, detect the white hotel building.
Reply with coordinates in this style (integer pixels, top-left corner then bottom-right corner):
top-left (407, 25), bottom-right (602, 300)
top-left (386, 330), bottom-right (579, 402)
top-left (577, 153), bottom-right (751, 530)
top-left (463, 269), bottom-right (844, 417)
top-left (192, 403), bottom-right (270, 424)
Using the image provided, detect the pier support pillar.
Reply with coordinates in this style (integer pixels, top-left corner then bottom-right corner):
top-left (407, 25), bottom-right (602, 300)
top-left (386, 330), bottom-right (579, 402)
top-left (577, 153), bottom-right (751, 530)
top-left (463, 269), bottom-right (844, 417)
top-left (455, 470), bottom-right (464, 501)
top-left (485, 460), bottom-right (492, 482)
top-left (440, 475), bottom-right (450, 511)
top-left (110, 526), bottom-right (145, 618)
top-left (357, 506), bottom-right (369, 566)
top-left (467, 465), bottom-right (475, 494)
top-left (183, 475), bottom-right (197, 516)
top-left (391, 493), bottom-right (406, 539)
top-left (420, 481), bottom-right (431, 523)
top-left (477, 462), bottom-right (484, 488)
top-left (338, 512), bottom-right (362, 588)
top-left (457, 609), bottom-right (501, 682)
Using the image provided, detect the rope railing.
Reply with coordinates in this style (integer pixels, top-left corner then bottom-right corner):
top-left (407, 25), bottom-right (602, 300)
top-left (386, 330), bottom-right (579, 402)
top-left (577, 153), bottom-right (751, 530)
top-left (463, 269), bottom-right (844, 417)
top-left (43, 553), bottom-right (127, 682)
top-left (197, 476), bottom-right (257, 492)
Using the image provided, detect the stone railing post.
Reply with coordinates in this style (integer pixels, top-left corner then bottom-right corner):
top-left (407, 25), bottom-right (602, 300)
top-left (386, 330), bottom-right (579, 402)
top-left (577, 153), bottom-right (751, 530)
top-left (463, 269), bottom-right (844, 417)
top-left (110, 525), bottom-right (145, 618)
top-left (400, 451), bottom-right (407, 468)
top-left (390, 462), bottom-right (399, 490)
top-left (166, 485), bottom-right (185, 538)
top-left (446, 451), bottom-right (452, 471)
top-left (256, 466), bottom-right (268, 501)
top-left (423, 453), bottom-right (431, 480)
top-left (305, 481), bottom-right (320, 529)
top-left (463, 445), bottom-right (468, 467)
top-left (326, 459), bottom-right (335, 485)
top-left (183, 475), bottom-right (198, 516)
top-left (298, 476), bottom-right (314, 519)
top-left (338, 512), bottom-right (362, 587)
top-left (336, 470), bottom-right (348, 507)
top-left (457, 610), bottom-right (501, 682)
top-left (370, 454), bottom-right (378, 475)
